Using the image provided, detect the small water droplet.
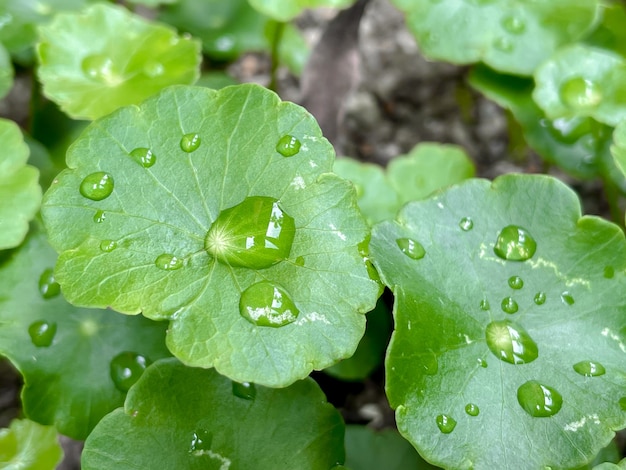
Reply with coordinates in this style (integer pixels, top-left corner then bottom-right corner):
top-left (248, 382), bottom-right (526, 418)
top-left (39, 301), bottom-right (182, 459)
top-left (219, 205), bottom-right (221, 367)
top-left (436, 414), bottom-right (456, 433)
top-left (485, 320), bottom-right (538, 365)
top-left (517, 380), bottom-right (563, 417)
top-left (573, 360), bottom-right (606, 377)
top-left (100, 240), bottom-right (117, 252)
top-left (129, 148), bottom-right (156, 168)
top-left (465, 403), bottom-right (480, 416)
top-left (81, 54), bottom-right (118, 83)
top-left (205, 197), bottom-right (296, 270)
top-left (619, 397), bottom-right (626, 410)
top-left (232, 381), bottom-right (256, 400)
top-left (155, 253), bottom-right (183, 271)
top-left (180, 133), bottom-right (201, 153)
top-left (501, 296), bottom-right (518, 314)
top-left (239, 281), bottom-right (299, 327)
top-left (604, 266), bottom-right (615, 279)
top-left (508, 276), bottom-right (524, 289)
top-left (109, 352), bottom-right (150, 392)
top-left (559, 77), bottom-right (603, 110)
top-left (93, 210), bottom-right (106, 223)
top-left (38, 268), bottom-right (60, 299)
top-left (501, 15), bottom-right (526, 34)
top-left (189, 429), bottom-right (212, 453)
top-left (295, 256), bottom-right (305, 266)
top-left (396, 238), bottom-right (426, 260)
top-left (80, 172), bottom-right (114, 201)
top-left (477, 358), bottom-right (488, 368)
top-left (494, 225), bottom-right (537, 261)
top-left (459, 217), bottom-right (473, 231)
top-left (534, 292), bottom-right (546, 305)
top-left (560, 291), bottom-right (575, 306)
top-left (276, 135), bottom-right (302, 157)
top-left (480, 298), bottom-right (490, 311)
top-left (493, 37), bottom-right (513, 52)
top-left (143, 60), bottom-right (164, 77)
top-left (28, 320), bottom-right (56, 347)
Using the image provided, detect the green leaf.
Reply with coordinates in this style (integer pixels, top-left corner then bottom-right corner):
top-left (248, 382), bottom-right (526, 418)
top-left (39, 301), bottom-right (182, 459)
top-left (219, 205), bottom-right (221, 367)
top-left (36, 3), bottom-right (201, 120)
top-left (333, 158), bottom-right (400, 225)
top-left (389, 0), bottom-right (600, 76)
top-left (248, 0), bottom-right (357, 22)
top-left (195, 71), bottom-right (238, 90)
top-left (42, 84), bottom-right (379, 387)
top-left (0, 118), bottom-right (41, 250)
top-left (533, 44), bottom-right (626, 127)
top-left (128, 0), bottom-right (178, 6)
top-left (0, 43), bottom-right (13, 99)
top-left (344, 425), bottom-right (439, 470)
top-left (387, 143), bottom-right (475, 207)
top-left (82, 358), bottom-right (345, 469)
top-left (370, 174), bottom-right (626, 469)
top-left (584, 3), bottom-right (626, 58)
top-left (0, 227), bottom-right (171, 439)
top-left (611, 120), bottom-right (626, 179)
top-left (0, 418), bottom-right (63, 470)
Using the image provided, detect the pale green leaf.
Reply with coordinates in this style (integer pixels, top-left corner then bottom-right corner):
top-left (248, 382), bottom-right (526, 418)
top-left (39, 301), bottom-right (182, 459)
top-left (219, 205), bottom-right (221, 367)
top-left (0, 418), bottom-right (63, 470)
top-left (0, 43), bottom-right (13, 99)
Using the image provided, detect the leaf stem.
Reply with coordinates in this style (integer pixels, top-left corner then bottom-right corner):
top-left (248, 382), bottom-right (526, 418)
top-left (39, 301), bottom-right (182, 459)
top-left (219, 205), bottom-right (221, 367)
top-left (268, 21), bottom-right (286, 93)
top-left (603, 178), bottom-right (624, 230)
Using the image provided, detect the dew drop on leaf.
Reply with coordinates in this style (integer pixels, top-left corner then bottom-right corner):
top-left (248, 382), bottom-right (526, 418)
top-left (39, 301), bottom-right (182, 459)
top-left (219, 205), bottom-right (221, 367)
top-left (28, 320), bottom-right (57, 347)
top-left (232, 381), bottom-right (256, 400)
top-left (477, 358), bottom-right (488, 368)
top-left (38, 268), bottom-right (60, 299)
top-left (485, 320), bottom-right (538, 365)
top-left (205, 196), bottom-right (296, 270)
top-left (189, 429), bottom-right (212, 453)
top-left (154, 253), bottom-right (183, 271)
top-left (501, 296), bottom-right (518, 314)
top-left (396, 238), bottom-right (426, 260)
top-left (501, 15), bottom-right (526, 34)
top-left (80, 172), bottom-right (114, 201)
top-left (493, 225), bottom-right (536, 261)
top-left (239, 281), bottom-right (299, 328)
top-left (534, 292), bottom-right (547, 305)
top-left (493, 37), bottom-right (513, 52)
top-left (143, 60), bottom-right (164, 78)
top-left (109, 351), bottom-right (150, 392)
top-left (129, 148), bottom-right (156, 168)
top-left (93, 210), bottom-right (106, 223)
top-left (100, 240), bottom-right (117, 252)
top-left (295, 256), bottom-right (305, 266)
top-left (573, 360), bottom-right (606, 377)
top-left (436, 414), bottom-right (457, 434)
top-left (560, 291), bottom-right (575, 306)
top-left (619, 397), bottom-right (626, 411)
top-left (81, 54), bottom-right (117, 83)
top-left (479, 298), bottom-right (490, 311)
top-left (508, 276), bottom-right (523, 289)
top-left (459, 217), bottom-right (473, 231)
top-left (517, 380), bottom-right (563, 417)
top-left (276, 135), bottom-right (302, 157)
top-left (180, 133), bottom-right (201, 153)
top-left (465, 403), bottom-right (480, 416)
top-left (559, 77), bottom-right (603, 110)
top-left (604, 266), bottom-right (615, 279)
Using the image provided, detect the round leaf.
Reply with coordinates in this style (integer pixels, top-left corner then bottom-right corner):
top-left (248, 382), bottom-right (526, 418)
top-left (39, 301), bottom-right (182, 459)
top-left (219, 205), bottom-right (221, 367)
top-left (42, 84), bottom-right (379, 387)
top-left (82, 358), bottom-right (345, 469)
top-left (0, 118), bottom-right (41, 250)
top-left (533, 44), bottom-right (626, 127)
top-left (36, 3), bottom-right (201, 120)
top-left (390, 0), bottom-right (600, 76)
top-left (0, 228), bottom-right (171, 439)
top-left (0, 419), bottom-right (63, 470)
top-left (370, 174), bottom-right (626, 469)
top-left (248, 0), bottom-right (356, 22)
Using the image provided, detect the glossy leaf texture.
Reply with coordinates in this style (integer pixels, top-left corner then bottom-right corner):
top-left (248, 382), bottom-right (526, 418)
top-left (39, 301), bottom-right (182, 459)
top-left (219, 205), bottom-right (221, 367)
top-left (0, 43), bottom-right (13, 99)
top-left (42, 84), bottom-right (379, 387)
top-left (611, 120), bottom-right (626, 179)
top-left (0, 228), bottom-right (171, 440)
top-left (248, 0), bottom-right (356, 22)
top-left (0, 118), bottom-right (41, 250)
top-left (36, 3), bottom-right (201, 120)
top-left (390, 0), bottom-right (600, 76)
top-left (533, 44), bottom-right (626, 127)
top-left (0, 418), bottom-right (63, 470)
top-left (82, 358), bottom-right (345, 469)
top-left (370, 174), bottom-right (626, 469)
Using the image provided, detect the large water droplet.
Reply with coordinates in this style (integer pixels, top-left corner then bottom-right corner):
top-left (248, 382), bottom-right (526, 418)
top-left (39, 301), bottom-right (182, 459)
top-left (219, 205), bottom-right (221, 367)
top-left (508, 276), bottom-right (524, 289)
top-left (559, 77), bottom-right (603, 110)
top-left (80, 172), bottom-right (114, 201)
top-left (205, 196), bottom-right (296, 269)
top-left (100, 240), bottom-right (117, 252)
top-left (38, 268), bottom-right (60, 299)
top-left (619, 397), bottom-right (626, 411)
top-left (561, 291), bottom-right (575, 306)
top-left (155, 253), bottom-right (183, 271)
top-left (501, 296), bottom-right (519, 314)
top-left (485, 320), bottom-right (538, 365)
top-left (459, 217), bottom-right (473, 231)
top-left (28, 320), bottom-right (57, 347)
top-left (81, 54), bottom-right (118, 83)
top-left (501, 15), bottom-right (526, 34)
top-left (573, 360), bottom-right (606, 377)
top-left (604, 266), bottom-right (615, 279)
top-left (109, 352), bottom-right (150, 392)
top-left (396, 238), bottom-right (426, 260)
top-left (129, 148), bottom-right (156, 168)
top-left (180, 133), bottom-right (201, 153)
top-left (239, 281), bottom-right (299, 328)
top-left (493, 225), bottom-right (536, 261)
top-left (276, 135), bottom-right (301, 157)
top-left (517, 380), bottom-right (563, 417)
top-left (93, 210), bottom-right (106, 223)
top-left (436, 414), bottom-right (456, 433)
top-left (189, 429), bottom-right (212, 453)
top-left (534, 292), bottom-right (546, 305)
top-left (232, 381), bottom-right (256, 400)
top-left (465, 403), bottom-right (480, 416)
